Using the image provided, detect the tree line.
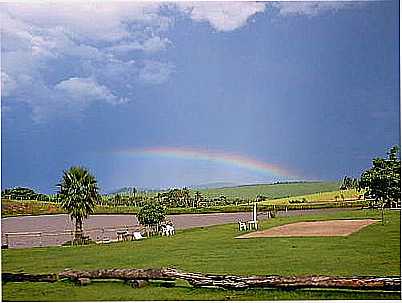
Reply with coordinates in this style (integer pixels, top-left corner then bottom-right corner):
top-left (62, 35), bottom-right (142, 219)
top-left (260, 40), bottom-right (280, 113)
top-left (1, 187), bottom-right (57, 202)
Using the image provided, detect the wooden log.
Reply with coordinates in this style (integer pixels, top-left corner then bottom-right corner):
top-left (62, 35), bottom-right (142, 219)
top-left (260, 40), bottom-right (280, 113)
top-left (77, 278), bottom-right (91, 286)
top-left (125, 279), bottom-right (149, 288)
top-left (4, 269), bottom-right (401, 291)
top-left (58, 268), bottom-right (174, 282)
top-left (2, 273), bottom-right (57, 283)
top-left (58, 268), bottom-right (401, 291)
top-left (165, 269), bottom-right (401, 291)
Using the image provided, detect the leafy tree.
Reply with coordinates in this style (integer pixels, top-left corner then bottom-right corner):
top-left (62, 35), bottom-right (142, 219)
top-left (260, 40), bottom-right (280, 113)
top-left (180, 187), bottom-right (191, 207)
top-left (2, 187), bottom-right (38, 200)
top-left (194, 191), bottom-right (203, 208)
top-left (359, 146), bottom-right (401, 222)
top-left (340, 176), bottom-right (359, 190)
top-left (114, 193), bottom-right (122, 205)
top-left (137, 202), bottom-right (166, 230)
top-left (58, 166), bottom-right (100, 242)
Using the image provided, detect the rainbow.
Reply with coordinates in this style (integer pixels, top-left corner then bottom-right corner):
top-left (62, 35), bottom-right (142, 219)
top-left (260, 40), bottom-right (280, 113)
top-left (113, 146), bottom-right (297, 178)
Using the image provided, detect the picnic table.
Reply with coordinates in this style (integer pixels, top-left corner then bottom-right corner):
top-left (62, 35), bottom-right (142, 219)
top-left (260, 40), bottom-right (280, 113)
top-left (116, 230), bottom-right (129, 241)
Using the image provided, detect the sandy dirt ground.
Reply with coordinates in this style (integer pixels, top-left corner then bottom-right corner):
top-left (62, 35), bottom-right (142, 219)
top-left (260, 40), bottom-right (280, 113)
top-left (236, 219), bottom-right (379, 238)
top-left (2, 208), bottom-right (356, 248)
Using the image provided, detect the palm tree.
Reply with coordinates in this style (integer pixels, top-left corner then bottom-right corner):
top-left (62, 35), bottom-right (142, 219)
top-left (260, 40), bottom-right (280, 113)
top-left (194, 191), bottom-right (203, 208)
top-left (58, 166), bottom-right (100, 243)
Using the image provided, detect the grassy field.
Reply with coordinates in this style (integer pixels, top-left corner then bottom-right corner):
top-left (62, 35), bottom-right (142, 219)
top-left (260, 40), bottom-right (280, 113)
top-left (1, 199), bottom-right (63, 217)
top-left (261, 189), bottom-right (360, 205)
top-left (192, 181), bottom-right (341, 199)
top-left (2, 209), bottom-right (400, 301)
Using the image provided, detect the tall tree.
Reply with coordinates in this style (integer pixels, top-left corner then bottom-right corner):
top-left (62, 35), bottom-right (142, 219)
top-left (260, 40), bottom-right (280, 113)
top-left (340, 176), bottom-right (359, 190)
top-left (359, 146), bottom-right (401, 222)
top-left (194, 191), bottom-right (203, 208)
top-left (58, 166), bottom-right (100, 242)
top-left (182, 187), bottom-right (191, 207)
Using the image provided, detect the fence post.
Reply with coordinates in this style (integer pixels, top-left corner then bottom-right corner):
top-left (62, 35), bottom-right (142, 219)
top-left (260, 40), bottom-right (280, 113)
top-left (39, 232), bottom-right (42, 247)
top-left (5, 234), bottom-right (9, 247)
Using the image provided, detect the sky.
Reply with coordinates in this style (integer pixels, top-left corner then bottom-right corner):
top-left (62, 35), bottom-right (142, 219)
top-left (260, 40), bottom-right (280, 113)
top-left (1, 1), bottom-right (400, 193)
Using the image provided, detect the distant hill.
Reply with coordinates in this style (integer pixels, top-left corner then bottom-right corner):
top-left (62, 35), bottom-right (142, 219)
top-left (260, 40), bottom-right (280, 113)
top-left (191, 181), bottom-right (341, 200)
top-left (188, 182), bottom-right (241, 189)
top-left (108, 182), bottom-right (243, 194)
top-left (108, 181), bottom-right (341, 200)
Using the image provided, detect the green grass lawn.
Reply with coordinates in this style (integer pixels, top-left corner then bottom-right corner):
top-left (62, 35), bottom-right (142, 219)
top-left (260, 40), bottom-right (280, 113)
top-left (2, 209), bottom-right (400, 301)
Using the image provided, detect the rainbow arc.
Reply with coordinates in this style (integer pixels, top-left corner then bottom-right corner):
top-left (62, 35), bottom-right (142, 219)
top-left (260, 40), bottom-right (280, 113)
top-left (114, 146), bottom-right (297, 178)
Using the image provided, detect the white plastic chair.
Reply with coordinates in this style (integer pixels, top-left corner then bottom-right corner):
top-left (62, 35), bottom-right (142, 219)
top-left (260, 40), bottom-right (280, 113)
top-left (166, 224), bottom-right (175, 236)
top-left (132, 232), bottom-right (146, 240)
top-left (238, 221), bottom-right (247, 231)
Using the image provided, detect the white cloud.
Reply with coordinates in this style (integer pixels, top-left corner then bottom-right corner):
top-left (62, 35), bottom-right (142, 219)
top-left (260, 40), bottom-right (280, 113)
top-left (271, 1), bottom-right (360, 17)
top-left (1, 72), bottom-right (17, 97)
top-left (139, 60), bottom-right (174, 85)
top-left (1, 1), bottom-right (365, 122)
top-left (2, 2), bottom-right (169, 42)
top-left (107, 36), bottom-right (171, 55)
top-left (0, 2), bottom-right (176, 122)
top-left (142, 36), bottom-right (171, 52)
top-left (175, 2), bottom-right (267, 32)
top-left (55, 77), bottom-right (126, 106)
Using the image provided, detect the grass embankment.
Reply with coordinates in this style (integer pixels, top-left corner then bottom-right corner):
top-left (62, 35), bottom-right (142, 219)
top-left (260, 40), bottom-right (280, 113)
top-left (261, 189), bottom-right (360, 205)
top-left (1, 199), bottom-right (63, 217)
top-left (2, 209), bottom-right (400, 301)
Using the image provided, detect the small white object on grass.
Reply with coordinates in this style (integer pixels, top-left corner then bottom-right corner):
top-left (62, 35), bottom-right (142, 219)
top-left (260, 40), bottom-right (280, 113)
top-left (133, 232), bottom-right (146, 240)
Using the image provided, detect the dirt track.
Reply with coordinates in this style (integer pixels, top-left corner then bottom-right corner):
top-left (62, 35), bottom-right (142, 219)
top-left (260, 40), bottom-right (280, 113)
top-left (236, 219), bottom-right (379, 238)
top-left (2, 208), bottom-right (355, 248)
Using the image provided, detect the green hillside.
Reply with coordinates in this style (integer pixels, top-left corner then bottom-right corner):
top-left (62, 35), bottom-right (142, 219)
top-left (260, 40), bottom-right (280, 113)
top-left (191, 181), bottom-right (341, 200)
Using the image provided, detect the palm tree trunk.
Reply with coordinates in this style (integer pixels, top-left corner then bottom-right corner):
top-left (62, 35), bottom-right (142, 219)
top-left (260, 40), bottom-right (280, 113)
top-left (75, 217), bottom-right (83, 242)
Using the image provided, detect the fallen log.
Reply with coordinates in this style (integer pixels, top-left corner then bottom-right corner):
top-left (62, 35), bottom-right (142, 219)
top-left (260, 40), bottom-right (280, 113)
top-left (4, 268), bottom-right (401, 291)
top-left (162, 268), bottom-right (401, 291)
top-left (2, 273), bottom-right (57, 283)
top-left (58, 268), bottom-right (174, 281)
top-left (125, 279), bottom-right (149, 288)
